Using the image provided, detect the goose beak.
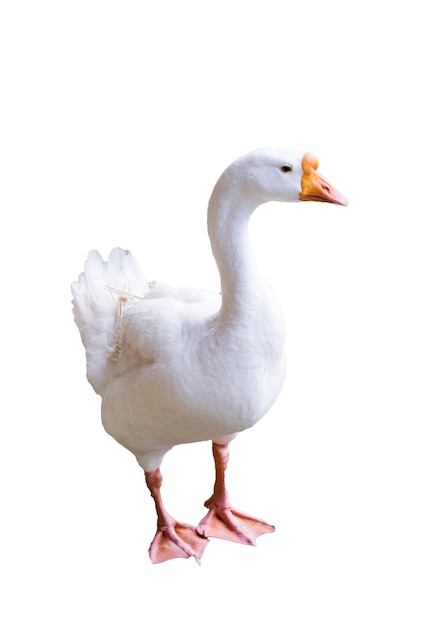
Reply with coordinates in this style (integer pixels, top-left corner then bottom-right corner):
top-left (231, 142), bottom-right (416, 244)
top-left (299, 152), bottom-right (348, 206)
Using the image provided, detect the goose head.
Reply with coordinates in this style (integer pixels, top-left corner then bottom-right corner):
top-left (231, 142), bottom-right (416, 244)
top-left (224, 147), bottom-right (348, 208)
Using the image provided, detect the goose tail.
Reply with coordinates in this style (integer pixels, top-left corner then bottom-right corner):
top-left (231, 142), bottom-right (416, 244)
top-left (71, 248), bottom-right (149, 395)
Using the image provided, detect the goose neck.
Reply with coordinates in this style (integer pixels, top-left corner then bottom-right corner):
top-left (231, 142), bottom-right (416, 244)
top-left (207, 182), bottom-right (271, 321)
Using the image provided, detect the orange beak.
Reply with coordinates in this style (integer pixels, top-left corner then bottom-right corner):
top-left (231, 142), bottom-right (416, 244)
top-left (299, 153), bottom-right (348, 206)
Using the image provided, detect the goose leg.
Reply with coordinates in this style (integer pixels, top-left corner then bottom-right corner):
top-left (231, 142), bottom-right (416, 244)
top-left (197, 443), bottom-right (275, 545)
top-left (145, 468), bottom-right (208, 564)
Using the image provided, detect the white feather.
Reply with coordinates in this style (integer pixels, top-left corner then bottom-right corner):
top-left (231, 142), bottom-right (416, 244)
top-left (72, 147), bottom-right (347, 471)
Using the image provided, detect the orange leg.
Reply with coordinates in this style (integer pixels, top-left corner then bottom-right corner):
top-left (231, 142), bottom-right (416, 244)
top-left (145, 468), bottom-right (208, 564)
top-left (197, 443), bottom-right (275, 545)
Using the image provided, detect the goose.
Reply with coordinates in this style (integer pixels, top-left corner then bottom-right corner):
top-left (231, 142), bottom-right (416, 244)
top-left (72, 148), bottom-right (347, 564)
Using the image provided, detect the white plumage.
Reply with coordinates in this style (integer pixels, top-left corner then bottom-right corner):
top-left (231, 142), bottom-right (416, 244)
top-left (72, 147), bottom-right (347, 563)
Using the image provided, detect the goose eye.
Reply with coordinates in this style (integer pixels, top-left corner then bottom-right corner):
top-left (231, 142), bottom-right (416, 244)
top-left (280, 164), bottom-right (292, 173)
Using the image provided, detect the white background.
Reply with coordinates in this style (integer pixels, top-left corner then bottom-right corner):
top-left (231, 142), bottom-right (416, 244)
top-left (1, 1), bottom-right (436, 624)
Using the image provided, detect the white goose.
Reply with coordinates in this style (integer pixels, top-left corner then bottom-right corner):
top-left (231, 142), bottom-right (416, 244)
top-left (72, 148), bottom-right (347, 564)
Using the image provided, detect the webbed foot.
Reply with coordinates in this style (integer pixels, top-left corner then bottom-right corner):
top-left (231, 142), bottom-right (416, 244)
top-left (197, 503), bottom-right (274, 545)
top-left (149, 520), bottom-right (209, 564)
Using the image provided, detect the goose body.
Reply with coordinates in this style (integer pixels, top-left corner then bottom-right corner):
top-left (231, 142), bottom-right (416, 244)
top-left (72, 147), bottom-right (347, 563)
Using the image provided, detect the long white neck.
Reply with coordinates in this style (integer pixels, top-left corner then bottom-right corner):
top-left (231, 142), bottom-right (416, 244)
top-left (207, 171), bottom-right (284, 333)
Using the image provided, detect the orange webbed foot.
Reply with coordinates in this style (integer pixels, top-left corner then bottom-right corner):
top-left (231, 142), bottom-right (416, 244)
top-left (197, 503), bottom-right (275, 546)
top-left (145, 468), bottom-right (209, 564)
top-left (198, 442), bottom-right (275, 546)
top-left (149, 520), bottom-right (209, 564)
